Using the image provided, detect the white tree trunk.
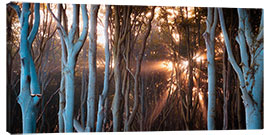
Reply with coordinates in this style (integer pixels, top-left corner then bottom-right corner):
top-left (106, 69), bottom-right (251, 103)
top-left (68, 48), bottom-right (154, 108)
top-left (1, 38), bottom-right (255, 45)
top-left (218, 8), bottom-right (263, 129)
top-left (86, 5), bottom-right (100, 132)
top-left (203, 8), bottom-right (218, 130)
top-left (48, 4), bottom-right (89, 132)
top-left (96, 5), bottom-right (110, 132)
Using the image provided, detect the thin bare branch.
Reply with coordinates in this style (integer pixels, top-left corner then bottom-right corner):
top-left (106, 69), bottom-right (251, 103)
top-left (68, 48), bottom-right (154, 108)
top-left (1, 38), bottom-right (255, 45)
top-left (47, 4), bottom-right (69, 44)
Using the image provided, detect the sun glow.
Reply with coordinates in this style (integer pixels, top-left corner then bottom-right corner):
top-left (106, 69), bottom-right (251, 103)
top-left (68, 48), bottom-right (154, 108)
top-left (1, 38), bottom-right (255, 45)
top-left (196, 56), bottom-right (201, 63)
top-left (161, 61), bottom-right (174, 71)
top-left (182, 61), bottom-right (189, 68)
top-left (219, 32), bottom-right (224, 42)
top-left (183, 7), bottom-right (195, 19)
top-left (193, 53), bottom-right (206, 63)
top-left (172, 32), bottom-right (180, 42)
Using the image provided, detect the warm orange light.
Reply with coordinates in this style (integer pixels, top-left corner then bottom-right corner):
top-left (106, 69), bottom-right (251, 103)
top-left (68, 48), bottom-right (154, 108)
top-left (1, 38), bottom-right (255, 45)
top-left (196, 56), bottom-right (201, 63)
top-left (182, 61), bottom-right (189, 68)
top-left (172, 32), bottom-right (180, 42)
top-left (199, 92), bottom-right (203, 101)
top-left (183, 7), bottom-right (195, 19)
top-left (162, 61), bottom-right (173, 71)
top-left (219, 32), bottom-right (224, 42)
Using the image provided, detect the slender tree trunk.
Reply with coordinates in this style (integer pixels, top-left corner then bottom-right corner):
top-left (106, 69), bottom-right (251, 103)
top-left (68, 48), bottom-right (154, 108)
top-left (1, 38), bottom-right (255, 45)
top-left (80, 68), bottom-right (87, 128)
top-left (203, 8), bottom-right (218, 130)
top-left (85, 5), bottom-right (100, 132)
top-left (64, 59), bottom-right (76, 132)
top-left (111, 6), bottom-right (123, 131)
top-left (125, 7), bottom-right (155, 131)
top-left (96, 5), bottom-right (110, 132)
top-left (57, 4), bottom-right (66, 132)
top-left (222, 46), bottom-right (228, 130)
top-left (112, 55), bottom-right (122, 131)
top-left (236, 79), bottom-right (242, 129)
top-left (123, 24), bottom-right (132, 131)
top-left (140, 76), bottom-right (145, 131)
top-left (58, 73), bottom-right (65, 132)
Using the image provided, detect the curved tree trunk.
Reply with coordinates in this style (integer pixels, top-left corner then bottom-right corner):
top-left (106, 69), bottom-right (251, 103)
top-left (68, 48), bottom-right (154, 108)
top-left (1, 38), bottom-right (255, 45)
top-left (111, 6), bottom-right (123, 131)
top-left (218, 8), bottom-right (263, 129)
top-left (48, 4), bottom-right (89, 132)
top-left (125, 6), bottom-right (155, 131)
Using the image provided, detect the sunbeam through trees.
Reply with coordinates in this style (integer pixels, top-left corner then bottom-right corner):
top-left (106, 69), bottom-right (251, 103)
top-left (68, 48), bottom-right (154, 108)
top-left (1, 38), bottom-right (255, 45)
top-left (6, 2), bottom-right (263, 133)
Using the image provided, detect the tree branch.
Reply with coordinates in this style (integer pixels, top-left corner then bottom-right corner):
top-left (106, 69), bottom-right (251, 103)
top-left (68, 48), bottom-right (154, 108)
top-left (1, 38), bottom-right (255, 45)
top-left (47, 3), bottom-right (69, 46)
top-left (8, 3), bottom-right (21, 21)
top-left (206, 8), bottom-right (213, 32)
top-left (218, 8), bottom-right (252, 105)
top-left (72, 4), bottom-right (89, 57)
top-left (257, 9), bottom-right (264, 41)
top-left (210, 8), bottom-right (218, 41)
top-left (127, 6), bottom-right (156, 129)
top-left (28, 3), bottom-right (40, 45)
top-left (36, 88), bottom-right (60, 124)
top-left (236, 9), bottom-right (250, 73)
top-left (73, 119), bottom-right (84, 132)
top-left (122, 53), bottom-right (135, 80)
top-left (238, 9), bottom-right (254, 48)
top-left (68, 4), bottom-right (79, 43)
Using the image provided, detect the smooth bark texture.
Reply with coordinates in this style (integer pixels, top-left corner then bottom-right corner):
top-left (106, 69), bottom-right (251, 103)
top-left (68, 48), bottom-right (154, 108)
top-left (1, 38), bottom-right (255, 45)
top-left (86, 5), bottom-right (100, 132)
top-left (96, 5), bottom-right (111, 132)
top-left (203, 8), bottom-right (218, 130)
top-left (56, 4), bottom-right (66, 132)
top-left (218, 8), bottom-right (263, 129)
top-left (48, 4), bottom-right (88, 132)
top-left (80, 68), bottom-right (87, 129)
top-left (111, 6), bottom-right (125, 131)
top-left (10, 3), bottom-right (41, 133)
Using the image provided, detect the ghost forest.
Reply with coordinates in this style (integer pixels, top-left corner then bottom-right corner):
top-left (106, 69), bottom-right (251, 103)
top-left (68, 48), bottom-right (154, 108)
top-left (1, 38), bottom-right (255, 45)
top-left (6, 2), bottom-right (263, 133)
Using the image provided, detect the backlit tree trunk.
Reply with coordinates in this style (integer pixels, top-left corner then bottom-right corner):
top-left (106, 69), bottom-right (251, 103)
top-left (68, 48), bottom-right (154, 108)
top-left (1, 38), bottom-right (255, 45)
top-left (96, 5), bottom-right (110, 132)
top-left (125, 7), bottom-right (155, 131)
top-left (48, 4), bottom-right (88, 132)
top-left (111, 6), bottom-right (126, 131)
top-left (86, 5), bottom-right (100, 132)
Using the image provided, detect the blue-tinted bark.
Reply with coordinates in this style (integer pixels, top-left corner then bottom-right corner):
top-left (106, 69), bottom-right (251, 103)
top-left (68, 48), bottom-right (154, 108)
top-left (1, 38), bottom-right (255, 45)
top-left (218, 8), bottom-right (263, 129)
top-left (11, 3), bottom-right (41, 133)
top-left (48, 4), bottom-right (88, 132)
top-left (111, 6), bottom-right (122, 131)
top-left (86, 5), bottom-right (100, 132)
top-left (80, 68), bottom-right (87, 129)
top-left (96, 5), bottom-right (110, 132)
top-left (63, 60), bottom-right (76, 132)
top-left (56, 4), bottom-right (66, 132)
top-left (203, 8), bottom-right (218, 130)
